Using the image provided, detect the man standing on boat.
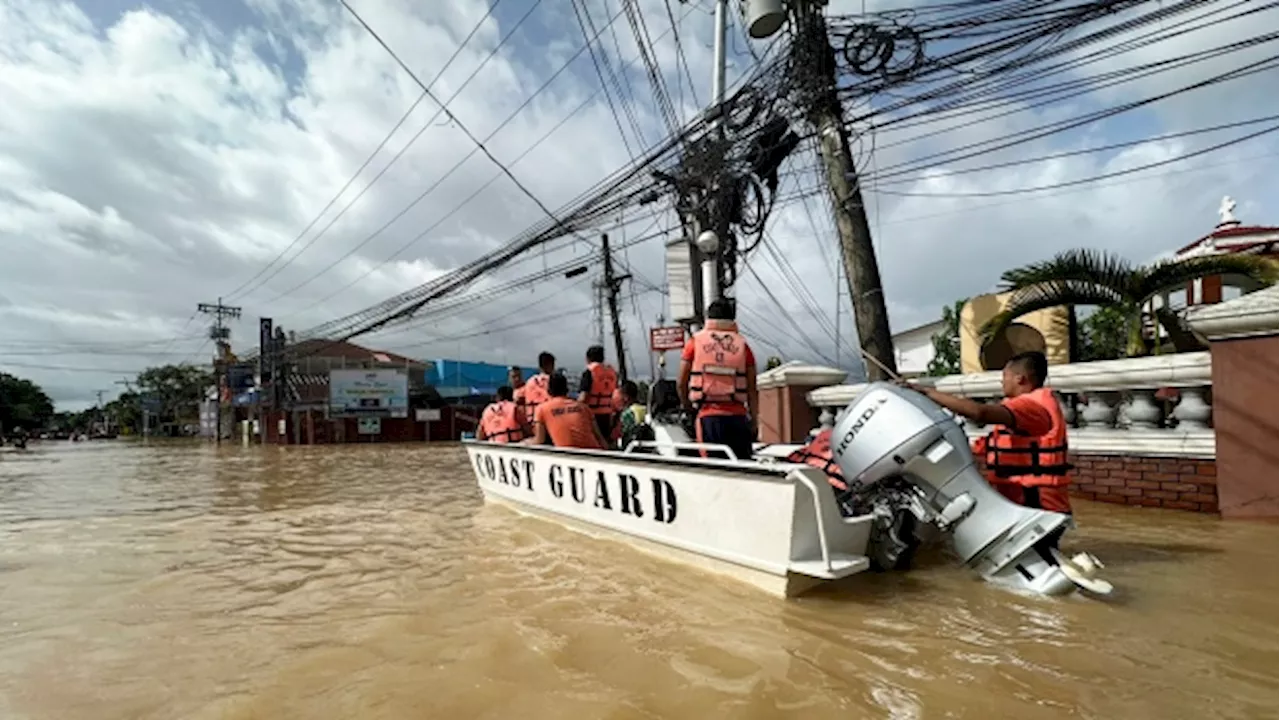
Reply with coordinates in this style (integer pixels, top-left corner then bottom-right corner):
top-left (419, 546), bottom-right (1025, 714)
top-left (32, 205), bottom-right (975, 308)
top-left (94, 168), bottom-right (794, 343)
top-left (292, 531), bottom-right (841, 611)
top-left (526, 374), bottom-right (608, 450)
top-left (478, 386), bottom-right (530, 444)
top-left (678, 298), bottom-right (759, 461)
top-left (577, 345), bottom-right (619, 448)
top-left (901, 351), bottom-right (1073, 544)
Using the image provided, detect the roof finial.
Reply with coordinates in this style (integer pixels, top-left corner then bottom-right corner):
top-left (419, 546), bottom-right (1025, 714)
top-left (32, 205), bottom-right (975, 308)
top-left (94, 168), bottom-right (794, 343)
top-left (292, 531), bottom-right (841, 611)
top-left (1217, 195), bottom-right (1239, 226)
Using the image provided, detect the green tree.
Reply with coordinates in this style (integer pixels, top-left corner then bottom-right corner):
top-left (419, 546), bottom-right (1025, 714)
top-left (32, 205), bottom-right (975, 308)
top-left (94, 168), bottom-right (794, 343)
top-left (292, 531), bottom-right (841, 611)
top-left (982, 249), bottom-right (1277, 357)
top-left (136, 363), bottom-right (213, 426)
top-left (0, 373), bottom-right (56, 431)
top-left (1079, 305), bottom-right (1128, 362)
top-left (926, 298), bottom-right (967, 377)
top-left (765, 356), bottom-right (783, 371)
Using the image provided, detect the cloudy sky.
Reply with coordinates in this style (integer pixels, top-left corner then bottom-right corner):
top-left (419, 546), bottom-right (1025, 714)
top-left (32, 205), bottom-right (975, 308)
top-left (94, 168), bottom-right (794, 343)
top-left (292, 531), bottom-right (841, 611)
top-left (0, 0), bottom-right (1275, 410)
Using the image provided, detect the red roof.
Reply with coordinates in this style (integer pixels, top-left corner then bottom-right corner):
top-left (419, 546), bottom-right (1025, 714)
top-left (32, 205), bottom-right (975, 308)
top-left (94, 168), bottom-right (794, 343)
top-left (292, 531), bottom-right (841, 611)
top-left (1176, 224), bottom-right (1279, 254)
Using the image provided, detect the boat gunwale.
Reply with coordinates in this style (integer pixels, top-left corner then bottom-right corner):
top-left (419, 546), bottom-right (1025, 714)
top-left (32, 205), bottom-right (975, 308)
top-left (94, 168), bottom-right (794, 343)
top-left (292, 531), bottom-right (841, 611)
top-left (462, 438), bottom-right (804, 478)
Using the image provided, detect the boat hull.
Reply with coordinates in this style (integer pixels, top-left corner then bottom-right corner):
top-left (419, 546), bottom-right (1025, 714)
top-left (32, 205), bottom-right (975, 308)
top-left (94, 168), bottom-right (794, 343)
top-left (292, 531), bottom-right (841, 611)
top-left (466, 440), bottom-right (873, 598)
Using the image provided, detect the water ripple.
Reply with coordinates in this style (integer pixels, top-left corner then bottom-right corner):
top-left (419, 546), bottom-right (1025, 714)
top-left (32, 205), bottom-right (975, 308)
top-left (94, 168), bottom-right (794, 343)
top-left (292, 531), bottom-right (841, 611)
top-left (0, 440), bottom-right (1274, 720)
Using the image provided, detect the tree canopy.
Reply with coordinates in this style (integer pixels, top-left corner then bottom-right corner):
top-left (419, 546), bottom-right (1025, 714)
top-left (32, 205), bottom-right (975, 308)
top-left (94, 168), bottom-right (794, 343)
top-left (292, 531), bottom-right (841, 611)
top-left (982, 249), bottom-right (1277, 357)
top-left (926, 298), bottom-right (967, 376)
top-left (0, 373), bottom-right (55, 432)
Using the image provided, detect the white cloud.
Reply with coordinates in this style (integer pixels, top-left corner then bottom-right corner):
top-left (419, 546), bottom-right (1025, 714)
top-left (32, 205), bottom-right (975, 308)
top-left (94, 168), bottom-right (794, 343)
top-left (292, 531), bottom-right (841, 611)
top-left (0, 0), bottom-right (1275, 409)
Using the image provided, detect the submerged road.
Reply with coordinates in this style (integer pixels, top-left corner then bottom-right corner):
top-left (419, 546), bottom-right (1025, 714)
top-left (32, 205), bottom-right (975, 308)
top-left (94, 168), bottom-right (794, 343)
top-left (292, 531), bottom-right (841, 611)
top-left (0, 441), bottom-right (1274, 719)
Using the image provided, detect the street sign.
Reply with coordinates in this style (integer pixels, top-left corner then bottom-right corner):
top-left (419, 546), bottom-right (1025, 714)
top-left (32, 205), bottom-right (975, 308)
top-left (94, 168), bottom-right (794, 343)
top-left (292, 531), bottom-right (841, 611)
top-left (415, 408), bottom-right (442, 422)
top-left (650, 326), bottom-right (686, 352)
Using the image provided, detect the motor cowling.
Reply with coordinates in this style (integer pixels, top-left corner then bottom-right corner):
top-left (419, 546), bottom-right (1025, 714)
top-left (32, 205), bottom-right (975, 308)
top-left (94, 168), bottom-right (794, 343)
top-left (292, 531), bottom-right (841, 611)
top-left (829, 382), bottom-right (1108, 596)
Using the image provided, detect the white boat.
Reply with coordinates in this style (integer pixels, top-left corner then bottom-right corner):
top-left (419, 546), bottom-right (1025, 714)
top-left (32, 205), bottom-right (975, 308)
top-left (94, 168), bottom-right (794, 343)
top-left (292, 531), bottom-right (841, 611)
top-left (465, 381), bottom-right (1113, 599)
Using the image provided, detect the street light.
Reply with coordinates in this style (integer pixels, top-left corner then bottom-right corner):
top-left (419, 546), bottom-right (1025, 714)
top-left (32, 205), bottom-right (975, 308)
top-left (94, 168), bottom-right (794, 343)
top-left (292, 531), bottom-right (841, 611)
top-left (740, 0), bottom-right (787, 39)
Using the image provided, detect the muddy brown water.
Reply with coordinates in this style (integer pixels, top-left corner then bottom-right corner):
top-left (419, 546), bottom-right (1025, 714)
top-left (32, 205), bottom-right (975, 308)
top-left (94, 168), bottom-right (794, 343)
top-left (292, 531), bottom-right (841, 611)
top-left (0, 441), bottom-right (1274, 719)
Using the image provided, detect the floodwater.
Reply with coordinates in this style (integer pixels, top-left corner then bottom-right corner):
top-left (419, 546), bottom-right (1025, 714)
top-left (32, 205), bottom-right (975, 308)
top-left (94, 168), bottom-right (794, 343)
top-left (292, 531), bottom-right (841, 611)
top-left (0, 441), bottom-right (1274, 720)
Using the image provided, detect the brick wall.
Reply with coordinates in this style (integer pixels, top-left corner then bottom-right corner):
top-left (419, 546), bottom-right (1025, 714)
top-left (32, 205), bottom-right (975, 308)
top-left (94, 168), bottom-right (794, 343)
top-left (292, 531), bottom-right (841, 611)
top-left (1068, 453), bottom-right (1218, 513)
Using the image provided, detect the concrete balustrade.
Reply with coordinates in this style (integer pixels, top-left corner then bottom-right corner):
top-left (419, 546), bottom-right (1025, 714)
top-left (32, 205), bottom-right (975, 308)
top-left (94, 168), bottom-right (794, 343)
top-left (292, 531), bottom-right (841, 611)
top-left (756, 288), bottom-right (1278, 519)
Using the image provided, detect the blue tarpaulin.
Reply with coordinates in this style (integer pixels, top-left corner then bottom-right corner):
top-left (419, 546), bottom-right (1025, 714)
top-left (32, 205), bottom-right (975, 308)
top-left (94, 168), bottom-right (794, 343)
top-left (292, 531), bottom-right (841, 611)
top-left (425, 360), bottom-right (540, 399)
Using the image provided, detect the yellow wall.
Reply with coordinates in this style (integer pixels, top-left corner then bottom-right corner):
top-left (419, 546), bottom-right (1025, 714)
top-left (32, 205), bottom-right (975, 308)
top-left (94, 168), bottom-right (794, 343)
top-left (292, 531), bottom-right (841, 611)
top-left (960, 292), bottom-right (1071, 374)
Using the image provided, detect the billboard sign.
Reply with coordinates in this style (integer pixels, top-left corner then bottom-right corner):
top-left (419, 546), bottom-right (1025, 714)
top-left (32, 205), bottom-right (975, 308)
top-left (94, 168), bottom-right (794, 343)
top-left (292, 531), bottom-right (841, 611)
top-left (329, 369), bottom-right (408, 418)
top-left (665, 238), bottom-right (697, 323)
top-left (649, 326), bottom-right (686, 352)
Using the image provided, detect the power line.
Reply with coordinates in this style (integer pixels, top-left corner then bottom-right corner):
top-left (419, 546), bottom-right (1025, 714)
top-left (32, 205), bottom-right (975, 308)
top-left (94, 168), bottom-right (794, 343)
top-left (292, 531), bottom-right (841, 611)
top-left (874, 125), bottom-right (1277, 198)
top-left (339, 0), bottom-right (595, 251)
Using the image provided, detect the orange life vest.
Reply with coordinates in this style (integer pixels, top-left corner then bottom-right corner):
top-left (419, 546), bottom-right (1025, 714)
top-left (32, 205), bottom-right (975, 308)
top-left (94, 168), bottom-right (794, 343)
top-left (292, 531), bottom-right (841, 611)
top-left (479, 400), bottom-right (526, 444)
top-left (786, 428), bottom-right (848, 491)
top-left (539, 396), bottom-right (604, 449)
top-left (688, 326), bottom-right (749, 409)
top-left (583, 362), bottom-right (618, 415)
top-left (978, 387), bottom-right (1071, 487)
top-left (518, 373), bottom-right (551, 423)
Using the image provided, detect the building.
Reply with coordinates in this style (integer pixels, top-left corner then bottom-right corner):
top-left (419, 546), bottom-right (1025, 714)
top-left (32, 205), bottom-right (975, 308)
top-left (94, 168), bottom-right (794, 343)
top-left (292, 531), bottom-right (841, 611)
top-left (424, 359), bottom-right (539, 403)
top-left (1169, 196), bottom-right (1278, 306)
top-left (890, 318), bottom-right (946, 377)
top-left (264, 339), bottom-right (445, 444)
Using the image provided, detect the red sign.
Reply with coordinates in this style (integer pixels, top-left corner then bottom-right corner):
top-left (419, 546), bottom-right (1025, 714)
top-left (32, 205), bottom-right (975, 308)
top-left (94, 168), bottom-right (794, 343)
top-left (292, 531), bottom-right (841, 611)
top-left (650, 326), bottom-right (686, 352)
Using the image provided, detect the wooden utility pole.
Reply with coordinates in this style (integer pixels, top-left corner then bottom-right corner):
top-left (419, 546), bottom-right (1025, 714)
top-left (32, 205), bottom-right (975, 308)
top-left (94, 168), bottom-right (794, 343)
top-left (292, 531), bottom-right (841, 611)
top-left (792, 6), bottom-right (898, 380)
top-left (198, 298), bottom-right (242, 444)
top-left (601, 233), bottom-right (632, 382)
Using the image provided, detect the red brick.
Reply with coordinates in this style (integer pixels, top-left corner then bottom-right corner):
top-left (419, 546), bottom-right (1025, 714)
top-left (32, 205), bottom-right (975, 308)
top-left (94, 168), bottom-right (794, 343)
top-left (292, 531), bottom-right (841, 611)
top-left (1116, 487), bottom-right (1143, 497)
top-left (1143, 471), bottom-right (1179, 482)
top-left (1073, 459), bottom-right (1092, 469)
top-left (1160, 481), bottom-right (1199, 492)
top-left (1077, 483), bottom-right (1109, 494)
top-left (1126, 479), bottom-right (1162, 490)
top-left (1196, 464), bottom-right (1217, 477)
top-left (1178, 464), bottom-right (1198, 474)
top-left (1198, 502), bottom-right (1219, 512)
top-left (1074, 491), bottom-right (1096, 500)
top-left (1095, 460), bottom-right (1123, 470)
top-left (1156, 461), bottom-right (1183, 473)
top-left (1099, 476), bottom-right (1127, 487)
top-left (1114, 470), bottom-right (1144, 480)
top-left (1179, 492), bottom-right (1217, 504)
top-left (1195, 480), bottom-right (1218, 492)
top-left (1095, 493), bottom-right (1128, 504)
top-left (1162, 500), bottom-right (1200, 511)
top-left (1146, 490), bottom-right (1179, 500)
top-left (1130, 496), bottom-right (1163, 507)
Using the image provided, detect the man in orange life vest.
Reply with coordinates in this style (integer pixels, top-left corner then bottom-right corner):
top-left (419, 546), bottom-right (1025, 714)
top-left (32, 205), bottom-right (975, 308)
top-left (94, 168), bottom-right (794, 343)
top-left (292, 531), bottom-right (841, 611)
top-left (526, 373), bottom-right (609, 450)
top-left (516, 351), bottom-right (555, 437)
top-left (903, 350), bottom-right (1073, 531)
top-left (577, 344), bottom-right (619, 447)
top-left (678, 298), bottom-right (758, 461)
top-left (477, 385), bottom-right (530, 444)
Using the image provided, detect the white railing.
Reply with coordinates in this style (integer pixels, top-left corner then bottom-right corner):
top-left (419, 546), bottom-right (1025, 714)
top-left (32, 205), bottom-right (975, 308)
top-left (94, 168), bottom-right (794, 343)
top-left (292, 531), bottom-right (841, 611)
top-left (806, 352), bottom-right (1215, 458)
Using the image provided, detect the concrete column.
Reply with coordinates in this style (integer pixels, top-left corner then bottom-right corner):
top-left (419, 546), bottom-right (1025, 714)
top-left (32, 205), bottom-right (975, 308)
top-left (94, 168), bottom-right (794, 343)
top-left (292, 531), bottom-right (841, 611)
top-left (756, 362), bottom-right (849, 444)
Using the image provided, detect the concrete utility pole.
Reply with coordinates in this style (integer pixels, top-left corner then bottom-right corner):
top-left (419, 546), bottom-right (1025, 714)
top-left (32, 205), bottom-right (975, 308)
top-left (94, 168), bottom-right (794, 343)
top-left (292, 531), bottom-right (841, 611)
top-left (600, 233), bottom-right (632, 382)
top-left (791, 4), bottom-right (898, 380)
top-left (198, 298), bottom-right (242, 444)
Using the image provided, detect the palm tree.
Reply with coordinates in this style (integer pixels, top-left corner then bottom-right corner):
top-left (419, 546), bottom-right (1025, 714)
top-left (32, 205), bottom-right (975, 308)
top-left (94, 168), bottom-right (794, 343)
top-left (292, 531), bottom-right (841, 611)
top-left (980, 249), bottom-right (1277, 358)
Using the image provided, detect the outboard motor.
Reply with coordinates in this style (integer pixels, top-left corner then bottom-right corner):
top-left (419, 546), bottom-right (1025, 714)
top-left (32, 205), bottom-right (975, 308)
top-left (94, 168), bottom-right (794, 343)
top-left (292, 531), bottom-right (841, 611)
top-left (830, 382), bottom-right (1110, 596)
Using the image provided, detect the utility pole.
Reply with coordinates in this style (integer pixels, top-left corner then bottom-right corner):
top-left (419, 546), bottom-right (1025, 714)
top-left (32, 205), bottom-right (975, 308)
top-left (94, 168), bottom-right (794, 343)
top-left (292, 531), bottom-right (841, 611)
top-left (791, 4), bottom-right (897, 380)
top-left (600, 233), bottom-right (632, 382)
top-left (93, 389), bottom-right (108, 435)
top-left (114, 378), bottom-right (148, 439)
top-left (198, 298), bottom-right (242, 444)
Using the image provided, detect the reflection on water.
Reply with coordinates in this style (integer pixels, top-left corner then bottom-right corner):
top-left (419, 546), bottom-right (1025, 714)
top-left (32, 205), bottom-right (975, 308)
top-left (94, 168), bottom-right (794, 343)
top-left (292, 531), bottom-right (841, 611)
top-left (0, 441), bottom-right (1274, 719)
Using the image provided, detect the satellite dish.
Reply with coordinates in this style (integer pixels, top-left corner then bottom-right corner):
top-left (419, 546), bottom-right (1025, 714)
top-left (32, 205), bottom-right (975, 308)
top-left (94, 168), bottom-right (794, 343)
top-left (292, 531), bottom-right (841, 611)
top-left (980, 322), bottom-right (1047, 371)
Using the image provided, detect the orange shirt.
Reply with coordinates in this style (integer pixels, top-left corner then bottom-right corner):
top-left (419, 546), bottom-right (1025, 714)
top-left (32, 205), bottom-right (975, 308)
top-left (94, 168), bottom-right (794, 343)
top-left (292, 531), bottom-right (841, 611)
top-left (680, 336), bottom-right (756, 418)
top-left (1000, 393), bottom-right (1054, 437)
top-left (534, 397), bottom-right (604, 449)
